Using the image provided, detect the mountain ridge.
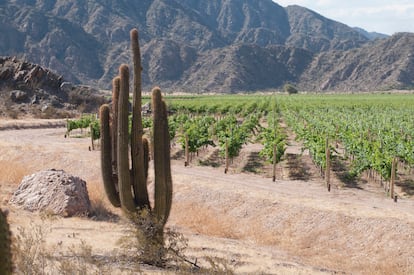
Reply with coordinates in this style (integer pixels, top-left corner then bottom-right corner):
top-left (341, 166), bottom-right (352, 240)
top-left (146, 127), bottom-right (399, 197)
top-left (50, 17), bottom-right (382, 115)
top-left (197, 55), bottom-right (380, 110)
top-left (0, 0), bottom-right (412, 93)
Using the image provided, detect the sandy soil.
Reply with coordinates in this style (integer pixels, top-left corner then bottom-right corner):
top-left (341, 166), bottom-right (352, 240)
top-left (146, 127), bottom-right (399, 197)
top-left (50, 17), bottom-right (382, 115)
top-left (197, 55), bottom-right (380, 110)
top-left (0, 120), bottom-right (413, 274)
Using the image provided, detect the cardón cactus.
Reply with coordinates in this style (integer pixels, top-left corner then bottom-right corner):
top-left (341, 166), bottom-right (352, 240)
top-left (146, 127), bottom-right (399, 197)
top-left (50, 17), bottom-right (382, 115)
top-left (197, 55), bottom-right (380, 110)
top-left (99, 29), bottom-right (172, 239)
top-left (0, 208), bottom-right (13, 274)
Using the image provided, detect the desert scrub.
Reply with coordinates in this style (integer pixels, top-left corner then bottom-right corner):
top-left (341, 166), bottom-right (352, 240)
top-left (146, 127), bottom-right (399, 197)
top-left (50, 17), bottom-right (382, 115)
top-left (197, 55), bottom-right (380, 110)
top-left (12, 221), bottom-right (49, 274)
top-left (12, 220), bottom-right (115, 274)
top-left (118, 212), bottom-right (234, 274)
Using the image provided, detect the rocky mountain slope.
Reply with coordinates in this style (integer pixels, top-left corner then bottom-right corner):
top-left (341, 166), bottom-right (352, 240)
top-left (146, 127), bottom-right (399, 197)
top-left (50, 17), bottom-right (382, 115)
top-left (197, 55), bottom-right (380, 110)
top-left (0, 56), bottom-right (106, 117)
top-left (300, 33), bottom-right (414, 91)
top-left (1, 0), bottom-right (412, 92)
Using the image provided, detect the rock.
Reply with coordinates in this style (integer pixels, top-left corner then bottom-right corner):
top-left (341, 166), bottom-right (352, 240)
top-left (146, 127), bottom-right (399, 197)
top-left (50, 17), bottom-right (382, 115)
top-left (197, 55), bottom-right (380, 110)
top-left (9, 90), bottom-right (28, 102)
top-left (13, 70), bottom-right (26, 81)
top-left (60, 81), bottom-right (74, 92)
top-left (10, 169), bottom-right (91, 217)
top-left (41, 104), bottom-right (49, 112)
top-left (0, 67), bottom-right (12, 80)
top-left (31, 94), bottom-right (39, 104)
top-left (142, 102), bottom-right (151, 114)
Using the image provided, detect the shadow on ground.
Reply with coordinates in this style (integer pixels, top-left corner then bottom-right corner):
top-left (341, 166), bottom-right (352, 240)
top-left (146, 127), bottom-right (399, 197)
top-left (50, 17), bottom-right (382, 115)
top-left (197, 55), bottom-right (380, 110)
top-left (286, 153), bottom-right (312, 181)
top-left (242, 151), bottom-right (265, 174)
top-left (397, 179), bottom-right (414, 196)
top-left (331, 156), bottom-right (361, 189)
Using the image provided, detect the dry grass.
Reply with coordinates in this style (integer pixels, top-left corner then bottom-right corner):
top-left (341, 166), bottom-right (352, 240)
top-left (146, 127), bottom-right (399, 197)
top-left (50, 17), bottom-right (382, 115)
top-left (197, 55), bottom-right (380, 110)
top-left (0, 119), bottom-right (66, 130)
top-left (171, 189), bottom-right (414, 275)
top-left (86, 179), bottom-right (118, 221)
top-left (0, 160), bottom-right (33, 186)
top-left (172, 202), bottom-right (240, 239)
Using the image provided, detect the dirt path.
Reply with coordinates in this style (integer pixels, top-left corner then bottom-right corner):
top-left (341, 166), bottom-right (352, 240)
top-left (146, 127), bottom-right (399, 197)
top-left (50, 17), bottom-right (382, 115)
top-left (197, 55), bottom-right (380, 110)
top-left (1, 125), bottom-right (413, 274)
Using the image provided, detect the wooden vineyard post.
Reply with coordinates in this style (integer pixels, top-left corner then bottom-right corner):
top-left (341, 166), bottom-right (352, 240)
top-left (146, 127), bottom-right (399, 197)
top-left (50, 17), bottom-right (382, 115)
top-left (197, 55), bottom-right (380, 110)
top-left (390, 157), bottom-right (397, 200)
top-left (65, 118), bottom-right (69, 138)
top-left (225, 138), bottom-right (229, 174)
top-left (90, 123), bottom-right (95, 151)
top-left (272, 144), bottom-right (277, 182)
top-left (325, 137), bottom-right (331, 192)
top-left (184, 134), bottom-right (189, 166)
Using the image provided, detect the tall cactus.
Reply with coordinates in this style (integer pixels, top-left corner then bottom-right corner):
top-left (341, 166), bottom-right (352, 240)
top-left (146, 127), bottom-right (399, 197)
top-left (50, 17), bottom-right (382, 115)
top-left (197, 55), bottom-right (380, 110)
top-left (99, 29), bottom-right (172, 242)
top-left (0, 208), bottom-right (13, 274)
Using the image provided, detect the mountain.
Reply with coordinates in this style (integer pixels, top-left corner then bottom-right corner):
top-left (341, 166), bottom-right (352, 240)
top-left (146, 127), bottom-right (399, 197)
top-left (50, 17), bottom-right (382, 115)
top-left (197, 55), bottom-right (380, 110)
top-left (0, 0), bottom-right (412, 92)
top-left (353, 27), bottom-right (389, 41)
top-left (285, 5), bottom-right (368, 52)
top-left (300, 33), bottom-right (414, 91)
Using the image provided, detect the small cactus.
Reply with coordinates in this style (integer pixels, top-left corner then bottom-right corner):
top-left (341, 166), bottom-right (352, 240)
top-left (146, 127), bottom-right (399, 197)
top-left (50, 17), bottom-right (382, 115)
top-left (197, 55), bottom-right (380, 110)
top-left (0, 208), bottom-right (13, 274)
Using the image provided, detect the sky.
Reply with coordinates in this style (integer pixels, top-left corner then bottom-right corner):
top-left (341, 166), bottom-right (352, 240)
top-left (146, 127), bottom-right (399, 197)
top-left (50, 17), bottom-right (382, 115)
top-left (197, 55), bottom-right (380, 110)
top-left (273, 0), bottom-right (414, 35)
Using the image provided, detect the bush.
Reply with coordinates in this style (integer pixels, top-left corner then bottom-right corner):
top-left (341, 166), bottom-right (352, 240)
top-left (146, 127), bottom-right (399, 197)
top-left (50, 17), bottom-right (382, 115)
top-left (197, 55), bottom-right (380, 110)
top-left (284, 83), bottom-right (298, 94)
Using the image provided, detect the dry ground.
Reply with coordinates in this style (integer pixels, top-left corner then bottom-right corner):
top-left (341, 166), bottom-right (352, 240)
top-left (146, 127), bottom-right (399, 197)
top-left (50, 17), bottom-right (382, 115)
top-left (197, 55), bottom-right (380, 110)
top-left (0, 119), bottom-right (413, 274)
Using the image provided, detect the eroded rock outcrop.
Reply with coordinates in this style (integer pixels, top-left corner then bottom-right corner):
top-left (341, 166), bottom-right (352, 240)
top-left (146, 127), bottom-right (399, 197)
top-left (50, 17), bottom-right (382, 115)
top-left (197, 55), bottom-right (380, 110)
top-left (10, 169), bottom-right (91, 217)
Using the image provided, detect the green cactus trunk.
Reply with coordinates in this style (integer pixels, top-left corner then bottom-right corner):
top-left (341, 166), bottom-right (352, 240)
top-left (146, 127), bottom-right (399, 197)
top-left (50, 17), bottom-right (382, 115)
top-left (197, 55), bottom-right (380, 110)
top-left (0, 209), bottom-right (13, 274)
top-left (152, 87), bottom-right (172, 226)
top-left (130, 29), bottom-right (150, 209)
top-left (111, 76), bottom-right (120, 177)
top-left (143, 137), bottom-right (150, 180)
top-left (100, 104), bottom-right (121, 207)
top-left (118, 64), bottom-right (136, 213)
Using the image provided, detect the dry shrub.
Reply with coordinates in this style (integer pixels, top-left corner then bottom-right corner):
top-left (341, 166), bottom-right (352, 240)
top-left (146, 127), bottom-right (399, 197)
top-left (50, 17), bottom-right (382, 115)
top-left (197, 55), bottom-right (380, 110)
top-left (118, 209), bottom-right (172, 267)
top-left (119, 211), bottom-right (234, 274)
top-left (12, 220), bottom-right (115, 274)
top-left (13, 222), bottom-right (50, 274)
top-left (172, 202), bottom-right (240, 239)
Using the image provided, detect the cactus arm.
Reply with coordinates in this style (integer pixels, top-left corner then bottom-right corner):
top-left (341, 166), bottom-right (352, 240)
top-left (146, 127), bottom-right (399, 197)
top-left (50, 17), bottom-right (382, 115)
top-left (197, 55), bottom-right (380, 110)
top-left (130, 28), bottom-right (150, 208)
top-left (0, 209), bottom-right (13, 274)
top-left (143, 137), bottom-right (150, 180)
top-left (152, 87), bottom-right (173, 225)
top-left (118, 64), bottom-right (137, 213)
top-left (111, 76), bottom-right (120, 176)
top-left (99, 104), bottom-right (121, 207)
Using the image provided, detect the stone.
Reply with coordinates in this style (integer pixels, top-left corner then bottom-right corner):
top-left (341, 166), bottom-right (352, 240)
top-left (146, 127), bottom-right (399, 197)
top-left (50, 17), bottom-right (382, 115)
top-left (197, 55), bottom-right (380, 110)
top-left (0, 67), bottom-right (12, 80)
top-left (31, 94), bottom-right (39, 104)
top-left (60, 81), bottom-right (74, 92)
top-left (9, 90), bottom-right (28, 102)
top-left (10, 169), bottom-right (91, 217)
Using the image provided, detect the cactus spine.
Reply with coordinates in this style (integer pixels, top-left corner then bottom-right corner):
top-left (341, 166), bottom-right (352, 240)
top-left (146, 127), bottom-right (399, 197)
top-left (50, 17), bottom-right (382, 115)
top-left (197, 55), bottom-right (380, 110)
top-left (100, 28), bottom-right (172, 228)
top-left (0, 208), bottom-right (13, 274)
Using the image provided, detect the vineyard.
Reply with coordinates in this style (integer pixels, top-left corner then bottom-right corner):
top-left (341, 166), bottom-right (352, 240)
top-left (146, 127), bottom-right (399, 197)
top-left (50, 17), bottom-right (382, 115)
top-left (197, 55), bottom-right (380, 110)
top-left (160, 93), bottom-right (414, 198)
top-left (70, 93), bottom-right (414, 198)
top-left (2, 92), bottom-right (414, 274)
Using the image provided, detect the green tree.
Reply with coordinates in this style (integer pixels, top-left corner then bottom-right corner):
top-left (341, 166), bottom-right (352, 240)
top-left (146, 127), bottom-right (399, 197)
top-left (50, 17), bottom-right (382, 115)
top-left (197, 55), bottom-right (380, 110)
top-left (284, 83), bottom-right (298, 94)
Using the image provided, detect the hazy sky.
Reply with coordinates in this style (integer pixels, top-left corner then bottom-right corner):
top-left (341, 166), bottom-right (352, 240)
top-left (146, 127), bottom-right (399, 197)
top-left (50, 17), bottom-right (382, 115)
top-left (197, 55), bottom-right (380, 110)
top-left (274, 0), bottom-right (414, 35)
